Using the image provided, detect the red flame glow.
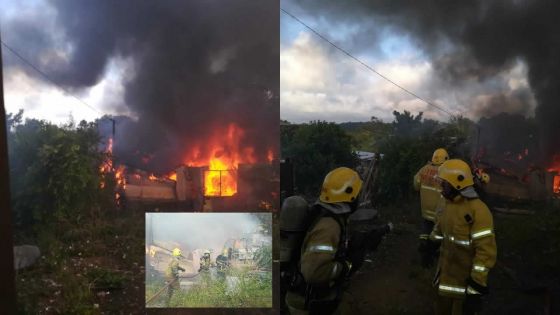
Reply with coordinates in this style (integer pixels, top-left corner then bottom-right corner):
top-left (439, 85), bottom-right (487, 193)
top-left (547, 155), bottom-right (560, 194)
top-left (183, 123), bottom-right (259, 197)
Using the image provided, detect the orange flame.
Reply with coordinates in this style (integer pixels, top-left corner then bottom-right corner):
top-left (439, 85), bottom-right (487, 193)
top-left (115, 165), bottom-right (126, 189)
top-left (553, 176), bottom-right (560, 194)
top-left (204, 159), bottom-right (237, 196)
top-left (99, 138), bottom-right (114, 187)
top-left (168, 172), bottom-right (177, 181)
top-left (180, 123), bottom-right (276, 197)
top-left (547, 155), bottom-right (560, 194)
top-left (184, 124), bottom-right (248, 197)
top-left (148, 174), bottom-right (157, 181)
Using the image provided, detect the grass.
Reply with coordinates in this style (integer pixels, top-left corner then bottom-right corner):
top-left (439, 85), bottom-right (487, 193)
top-left (15, 207), bottom-right (145, 314)
top-left (147, 265), bottom-right (273, 308)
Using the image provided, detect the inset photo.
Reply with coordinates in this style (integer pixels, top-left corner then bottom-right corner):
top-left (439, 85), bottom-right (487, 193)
top-left (145, 213), bottom-right (273, 308)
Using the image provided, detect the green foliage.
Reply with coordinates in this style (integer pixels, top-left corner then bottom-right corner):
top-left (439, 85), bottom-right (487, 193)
top-left (253, 244), bottom-right (272, 270)
top-left (7, 114), bottom-right (110, 236)
top-left (344, 117), bottom-right (392, 152)
top-left (180, 269), bottom-right (271, 307)
top-left (17, 205), bottom-right (146, 314)
top-left (85, 267), bottom-right (127, 289)
top-left (6, 111), bottom-right (142, 313)
top-left (282, 111), bottom-right (476, 203)
top-left (374, 112), bottom-right (475, 203)
top-left (281, 121), bottom-right (357, 195)
top-left (148, 267), bottom-right (272, 308)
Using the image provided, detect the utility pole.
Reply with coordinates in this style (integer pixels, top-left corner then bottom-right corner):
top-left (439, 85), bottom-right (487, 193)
top-left (0, 33), bottom-right (18, 314)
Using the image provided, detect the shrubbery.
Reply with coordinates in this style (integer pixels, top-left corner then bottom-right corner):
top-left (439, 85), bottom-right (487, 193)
top-left (7, 110), bottom-right (112, 237)
top-left (281, 120), bottom-right (358, 196)
top-left (281, 111), bottom-right (475, 204)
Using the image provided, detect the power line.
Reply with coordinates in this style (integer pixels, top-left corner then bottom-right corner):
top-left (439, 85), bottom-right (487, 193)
top-left (280, 8), bottom-right (456, 117)
top-left (1, 40), bottom-right (105, 116)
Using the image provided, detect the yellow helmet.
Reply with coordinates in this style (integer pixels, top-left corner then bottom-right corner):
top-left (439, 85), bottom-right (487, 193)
top-left (481, 172), bottom-right (490, 184)
top-left (432, 148), bottom-right (449, 165)
top-left (475, 169), bottom-right (491, 184)
top-left (438, 159), bottom-right (474, 190)
top-left (319, 167), bottom-right (363, 204)
top-left (172, 248), bottom-right (182, 257)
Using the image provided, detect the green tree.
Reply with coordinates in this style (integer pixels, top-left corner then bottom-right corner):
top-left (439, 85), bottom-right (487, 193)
top-left (352, 116), bottom-right (392, 152)
top-left (282, 121), bottom-right (357, 195)
top-left (374, 112), bottom-right (475, 203)
top-left (7, 114), bottom-right (110, 236)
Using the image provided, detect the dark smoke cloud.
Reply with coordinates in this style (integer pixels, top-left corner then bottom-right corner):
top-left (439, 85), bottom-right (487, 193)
top-left (471, 89), bottom-right (535, 118)
top-left (3, 0), bottom-right (279, 172)
top-left (286, 0), bottom-right (560, 160)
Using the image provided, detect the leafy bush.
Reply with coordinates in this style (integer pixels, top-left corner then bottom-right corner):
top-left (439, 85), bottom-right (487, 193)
top-left (172, 268), bottom-right (272, 307)
top-left (281, 111), bottom-right (476, 204)
top-left (253, 244), bottom-right (272, 270)
top-left (374, 112), bottom-right (474, 203)
top-left (281, 121), bottom-right (358, 195)
top-left (7, 112), bottom-right (111, 236)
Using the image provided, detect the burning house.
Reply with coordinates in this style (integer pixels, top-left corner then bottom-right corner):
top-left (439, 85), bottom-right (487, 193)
top-left (100, 122), bottom-right (279, 211)
top-left (472, 113), bottom-right (560, 202)
top-left (71, 1), bottom-right (281, 212)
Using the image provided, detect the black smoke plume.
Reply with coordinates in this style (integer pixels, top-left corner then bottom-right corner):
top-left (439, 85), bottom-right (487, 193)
top-left (286, 0), bottom-right (560, 162)
top-left (3, 0), bottom-right (279, 172)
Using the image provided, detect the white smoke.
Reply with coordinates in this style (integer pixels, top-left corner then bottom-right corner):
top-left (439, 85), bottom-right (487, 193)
top-left (146, 213), bottom-right (268, 257)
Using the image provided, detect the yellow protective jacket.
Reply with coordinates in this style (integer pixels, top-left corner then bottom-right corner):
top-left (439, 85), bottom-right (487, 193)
top-left (300, 216), bottom-right (346, 288)
top-left (166, 258), bottom-right (182, 279)
top-left (430, 196), bottom-right (497, 297)
top-left (414, 163), bottom-right (442, 222)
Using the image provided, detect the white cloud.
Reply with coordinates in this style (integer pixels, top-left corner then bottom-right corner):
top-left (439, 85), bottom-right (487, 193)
top-left (3, 55), bottom-right (133, 124)
top-left (281, 31), bottom-right (537, 123)
top-left (281, 32), bottom-right (442, 123)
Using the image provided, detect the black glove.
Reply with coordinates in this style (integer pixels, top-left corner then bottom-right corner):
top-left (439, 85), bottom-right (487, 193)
top-left (463, 277), bottom-right (488, 315)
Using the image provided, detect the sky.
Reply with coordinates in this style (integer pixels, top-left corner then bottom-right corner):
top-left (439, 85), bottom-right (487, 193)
top-left (280, 1), bottom-right (539, 124)
top-left (1, 0), bottom-right (130, 124)
top-left (0, 1), bottom-right (555, 129)
top-left (1, 0), bottom-right (279, 171)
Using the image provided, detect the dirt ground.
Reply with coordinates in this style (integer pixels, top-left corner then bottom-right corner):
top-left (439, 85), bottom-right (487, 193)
top-left (16, 206), bottom-right (146, 314)
top-left (340, 198), bottom-right (560, 315)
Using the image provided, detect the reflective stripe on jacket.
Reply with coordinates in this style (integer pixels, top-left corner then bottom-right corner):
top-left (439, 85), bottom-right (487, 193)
top-left (414, 163), bottom-right (442, 222)
top-left (300, 216), bottom-right (345, 287)
top-left (430, 197), bottom-right (497, 297)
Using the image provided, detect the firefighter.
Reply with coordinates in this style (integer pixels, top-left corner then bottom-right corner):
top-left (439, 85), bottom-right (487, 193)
top-left (216, 249), bottom-right (230, 278)
top-left (414, 148), bottom-right (449, 268)
top-left (285, 167), bottom-right (364, 315)
top-left (198, 250), bottom-right (212, 272)
top-left (429, 159), bottom-right (497, 315)
top-left (165, 248), bottom-right (185, 304)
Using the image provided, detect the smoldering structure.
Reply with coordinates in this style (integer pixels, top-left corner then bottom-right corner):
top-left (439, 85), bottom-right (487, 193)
top-left (3, 1), bottom-right (279, 210)
top-left (286, 0), bottom-right (560, 200)
top-left (144, 213), bottom-right (272, 306)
